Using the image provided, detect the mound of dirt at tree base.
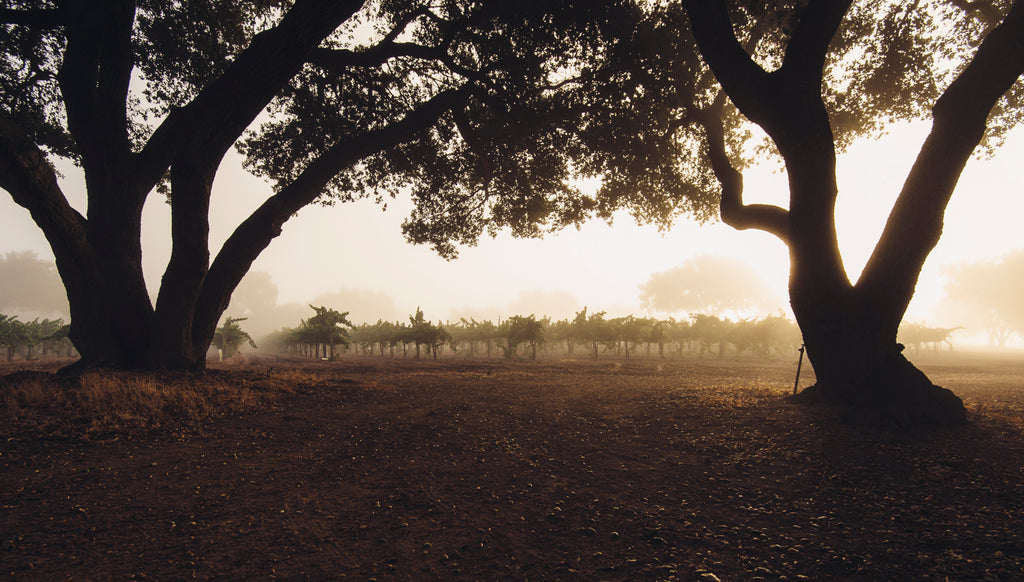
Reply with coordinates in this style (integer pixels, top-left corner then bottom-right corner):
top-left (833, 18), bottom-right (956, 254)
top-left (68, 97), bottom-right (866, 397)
top-left (3, 354), bottom-right (1024, 580)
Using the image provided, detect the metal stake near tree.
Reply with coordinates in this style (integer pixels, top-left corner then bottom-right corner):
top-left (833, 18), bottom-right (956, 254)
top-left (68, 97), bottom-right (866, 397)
top-left (794, 345), bottom-right (806, 396)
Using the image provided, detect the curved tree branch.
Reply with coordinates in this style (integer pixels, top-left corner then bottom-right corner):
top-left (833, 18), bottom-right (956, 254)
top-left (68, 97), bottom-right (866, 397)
top-left (0, 110), bottom-right (86, 243)
top-left (685, 0), bottom-right (850, 140)
top-left (681, 3), bottom-right (794, 244)
top-left (686, 0), bottom-right (850, 302)
top-left (779, 0), bottom-right (854, 84)
top-left (191, 85), bottom-right (474, 353)
top-left (0, 109), bottom-right (121, 358)
top-left (135, 0), bottom-right (365, 196)
top-left (695, 94), bottom-right (790, 244)
top-left (857, 0), bottom-right (1024, 316)
top-left (681, 0), bottom-right (771, 123)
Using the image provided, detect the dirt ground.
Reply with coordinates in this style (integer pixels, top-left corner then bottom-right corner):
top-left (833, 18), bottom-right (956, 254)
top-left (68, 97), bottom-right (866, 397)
top-left (3, 353), bottom-right (1024, 581)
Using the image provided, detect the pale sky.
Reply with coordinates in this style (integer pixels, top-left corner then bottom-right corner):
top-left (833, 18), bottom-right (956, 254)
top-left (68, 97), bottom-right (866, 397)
top-left (2, 120), bottom-right (1022, 335)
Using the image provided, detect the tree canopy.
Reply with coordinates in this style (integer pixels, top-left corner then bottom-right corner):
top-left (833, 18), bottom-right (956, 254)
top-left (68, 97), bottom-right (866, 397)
top-left (0, 0), bottom-right (662, 370)
top-left (2, 0), bottom-right (1022, 416)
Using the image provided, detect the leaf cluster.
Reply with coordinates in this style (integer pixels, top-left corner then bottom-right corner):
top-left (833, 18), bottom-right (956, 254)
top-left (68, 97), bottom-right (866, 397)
top-left (0, 1), bottom-right (72, 158)
top-left (0, 313), bottom-right (70, 360)
top-left (3, 0), bottom-right (1021, 263)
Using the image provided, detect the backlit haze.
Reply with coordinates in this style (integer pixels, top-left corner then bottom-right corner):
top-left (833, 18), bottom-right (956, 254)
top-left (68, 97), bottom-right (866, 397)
top-left (2, 121), bottom-right (1023, 342)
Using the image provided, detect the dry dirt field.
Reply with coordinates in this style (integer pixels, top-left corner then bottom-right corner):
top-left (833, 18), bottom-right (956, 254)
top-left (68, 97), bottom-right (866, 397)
top-left (2, 352), bottom-right (1024, 581)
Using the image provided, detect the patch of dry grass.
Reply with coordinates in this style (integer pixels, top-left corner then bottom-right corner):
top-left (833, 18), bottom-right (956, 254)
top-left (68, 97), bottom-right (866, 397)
top-left (0, 366), bottom-right (302, 440)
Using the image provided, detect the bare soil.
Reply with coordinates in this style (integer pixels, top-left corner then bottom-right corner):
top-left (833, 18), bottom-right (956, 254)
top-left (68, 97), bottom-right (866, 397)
top-left (3, 353), bottom-right (1024, 581)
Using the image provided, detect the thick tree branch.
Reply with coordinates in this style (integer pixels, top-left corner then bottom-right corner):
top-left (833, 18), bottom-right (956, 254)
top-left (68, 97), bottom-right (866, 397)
top-left (685, 0), bottom-right (850, 144)
top-left (681, 0), bottom-right (771, 123)
top-left (0, 109), bottom-right (111, 354)
top-left (136, 0), bottom-right (365, 195)
top-left (695, 94), bottom-right (790, 244)
top-left (857, 0), bottom-right (1024, 316)
top-left (57, 0), bottom-right (136, 192)
top-left (144, 0), bottom-right (366, 366)
top-left (779, 0), bottom-right (853, 83)
top-left (686, 0), bottom-right (849, 303)
top-left (191, 85), bottom-right (473, 352)
top-left (132, 106), bottom-right (192, 192)
top-left (0, 109), bottom-right (87, 243)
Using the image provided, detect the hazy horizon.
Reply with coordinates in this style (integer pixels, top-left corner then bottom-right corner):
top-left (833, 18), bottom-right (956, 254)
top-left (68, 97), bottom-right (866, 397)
top-left (3, 121), bottom-right (1024, 347)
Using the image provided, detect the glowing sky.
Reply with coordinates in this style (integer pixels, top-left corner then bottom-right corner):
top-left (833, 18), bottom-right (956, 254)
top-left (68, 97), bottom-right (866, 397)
top-left (1, 120), bottom-right (1022, 329)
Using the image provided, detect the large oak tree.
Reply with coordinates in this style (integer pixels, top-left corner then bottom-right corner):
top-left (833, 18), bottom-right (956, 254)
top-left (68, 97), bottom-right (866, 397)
top-left (393, 0), bottom-right (1024, 425)
top-left (676, 0), bottom-right (1024, 424)
top-left (4, 1), bottom-right (1022, 428)
top-left (0, 0), bottom-right (648, 372)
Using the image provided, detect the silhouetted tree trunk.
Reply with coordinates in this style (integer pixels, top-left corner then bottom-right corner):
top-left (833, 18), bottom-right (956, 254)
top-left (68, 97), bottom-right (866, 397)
top-left (1, 1), bottom-right (486, 373)
top-left (685, 0), bottom-right (1024, 425)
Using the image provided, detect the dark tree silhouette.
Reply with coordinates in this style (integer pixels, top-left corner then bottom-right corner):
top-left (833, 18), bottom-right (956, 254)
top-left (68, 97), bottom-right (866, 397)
top-left (389, 3), bottom-right (1023, 423)
top-left (0, 0), bottom-right (639, 372)
top-left (5, 1), bottom-right (1021, 428)
top-left (674, 0), bottom-right (1024, 425)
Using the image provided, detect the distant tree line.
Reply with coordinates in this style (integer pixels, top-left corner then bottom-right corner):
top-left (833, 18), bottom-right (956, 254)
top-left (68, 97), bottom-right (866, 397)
top-left (0, 315), bottom-right (75, 362)
top-left (255, 307), bottom-right (812, 362)
top-left (2, 306), bottom-right (967, 366)
top-left (260, 307), bottom-right (451, 361)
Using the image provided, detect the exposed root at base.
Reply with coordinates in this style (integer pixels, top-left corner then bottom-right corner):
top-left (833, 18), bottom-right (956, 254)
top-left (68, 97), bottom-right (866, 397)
top-left (792, 381), bottom-right (967, 429)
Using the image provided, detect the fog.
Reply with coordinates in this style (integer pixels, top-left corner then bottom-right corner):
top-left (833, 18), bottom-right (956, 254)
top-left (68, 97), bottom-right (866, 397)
top-left (639, 254), bottom-right (785, 317)
top-left (0, 251), bottom-right (69, 320)
top-left (931, 250), bottom-right (1024, 348)
top-left (3, 123), bottom-right (1024, 342)
top-left (7, 242), bottom-right (1024, 351)
top-left (227, 272), bottom-right (583, 340)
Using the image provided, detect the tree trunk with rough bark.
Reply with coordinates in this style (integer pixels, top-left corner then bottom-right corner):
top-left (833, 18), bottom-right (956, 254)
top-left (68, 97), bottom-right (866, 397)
top-left (0, 0), bottom-right (485, 373)
top-left (684, 0), bottom-right (1024, 425)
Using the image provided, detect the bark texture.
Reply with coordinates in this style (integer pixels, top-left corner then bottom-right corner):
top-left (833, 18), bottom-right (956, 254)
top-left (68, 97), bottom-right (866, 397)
top-left (1, 0), bottom-right (369, 372)
top-left (685, 0), bottom-right (1024, 426)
